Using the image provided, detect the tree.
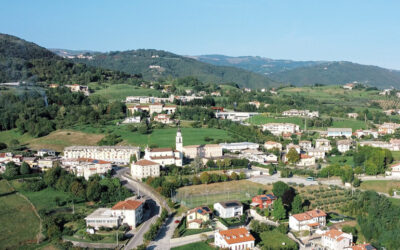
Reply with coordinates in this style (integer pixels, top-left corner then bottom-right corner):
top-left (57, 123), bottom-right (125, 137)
top-left (264, 209), bottom-right (270, 217)
top-left (291, 195), bottom-right (303, 214)
top-left (200, 172), bottom-right (211, 184)
top-left (4, 162), bottom-right (19, 178)
top-left (192, 176), bottom-right (201, 185)
top-left (86, 180), bottom-right (102, 201)
top-left (9, 139), bottom-right (19, 147)
top-left (286, 148), bottom-right (300, 164)
top-left (20, 162), bottom-right (31, 175)
top-left (69, 181), bottom-right (86, 199)
top-left (239, 171), bottom-right (246, 180)
top-left (230, 172), bottom-right (239, 180)
top-left (365, 161), bottom-right (379, 175)
top-left (191, 156), bottom-right (203, 173)
top-left (272, 181), bottom-right (289, 198)
top-left (273, 198), bottom-right (286, 220)
top-left (206, 159), bottom-right (216, 169)
top-left (0, 142), bottom-right (7, 150)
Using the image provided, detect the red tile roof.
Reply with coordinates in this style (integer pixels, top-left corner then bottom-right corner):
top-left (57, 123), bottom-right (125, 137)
top-left (292, 209), bottom-right (326, 221)
top-left (149, 148), bottom-right (172, 152)
top-left (134, 159), bottom-right (159, 166)
top-left (218, 228), bottom-right (255, 245)
top-left (112, 200), bottom-right (143, 210)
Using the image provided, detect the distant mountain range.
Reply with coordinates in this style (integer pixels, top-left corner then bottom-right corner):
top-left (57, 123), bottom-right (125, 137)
top-left (55, 49), bottom-right (279, 89)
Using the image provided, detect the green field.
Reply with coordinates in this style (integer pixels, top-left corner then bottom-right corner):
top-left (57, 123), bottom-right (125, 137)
top-left (360, 180), bottom-right (400, 194)
top-left (331, 119), bottom-right (367, 130)
top-left (0, 180), bottom-right (40, 249)
top-left (327, 155), bottom-right (355, 166)
top-left (391, 151), bottom-right (400, 161)
top-left (171, 241), bottom-right (214, 250)
top-left (90, 84), bottom-right (160, 101)
top-left (0, 129), bottom-right (34, 146)
top-left (247, 115), bottom-right (305, 128)
top-left (260, 230), bottom-right (298, 249)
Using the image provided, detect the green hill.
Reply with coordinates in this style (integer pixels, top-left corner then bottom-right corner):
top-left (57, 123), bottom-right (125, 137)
top-left (193, 54), bottom-right (324, 75)
top-left (0, 33), bottom-right (134, 85)
top-left (268, 61), bottom-right (400, 89)
top-left (70, 49), bottom-right (279, 89)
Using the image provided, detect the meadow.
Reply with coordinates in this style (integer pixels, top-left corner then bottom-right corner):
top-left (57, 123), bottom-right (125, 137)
top-left (171, 241), bottom-right (214, 250)
top-left (0, 180), bottom-right (40, 249)
top-left (360, 180), bottom-right (400, 194)
top-left (89, 83), bottom-right (160, 101)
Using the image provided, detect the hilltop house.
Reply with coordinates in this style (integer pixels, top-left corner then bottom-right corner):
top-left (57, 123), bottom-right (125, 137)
top-left (214, 227), bottom-right (255, 250)
top-left (186, 206), bottom-right (212, 229)
top-left (289, 209), bottom-right (326, 231)
top-left (214, 201), bottom-right (243, 218)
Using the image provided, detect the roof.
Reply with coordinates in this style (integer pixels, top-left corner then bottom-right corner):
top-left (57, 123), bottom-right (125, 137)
top-left (352, 244), bottom-right (376, 250)
top-left (77, 158), bottom-right (111, 164)
top-left (218, 228), bottom-right (255, 245)
top-left (149, 147), bottom-right (173, 152)
top-left (292, 209), bottom-right (326, 221)
top-left (134, 159), bottom-right (159, 166)
top-left (218, 200), bottom-right (242, 208)
top-left (265, 141), bottom-right (280, 145)
top-left (112, 200), bottom-right (143, 210)
top-left (300, 154), bottom-right (313, 159)
top-left (188, 206), bottom-right (212, 215)
top-left (323, 229), bottom-right (352, 242)
top-left (337, 140), bottom-right (352, 145)
top-left (327, 128), bottom-right (352, 132)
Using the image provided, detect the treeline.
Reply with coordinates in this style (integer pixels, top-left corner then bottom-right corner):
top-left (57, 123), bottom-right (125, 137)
top-left (341, 191), bottom-right (400, 249)
top-left (0, 87), bottom-right (126, 137)
top-left (353, 146), bottom-right (393, 175)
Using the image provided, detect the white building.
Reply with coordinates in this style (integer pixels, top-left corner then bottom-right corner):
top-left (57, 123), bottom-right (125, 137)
top-left (63, 146), bottom-right (140, 165)
top-left (214, 201), bottom-right (243, 218)
top-left (264, 141), bottom-right (282, 151)
top-left (388, 163), bottom-right (400, 178)
top-left (354, 129), bottom-right (378, 139)
top-left (182, 144), bottom-right (223, 159)
top-left (131, 159), bottom-right (160, 179)
top-left (359, 141), bottom-right (393, 151)
top-left (347, 113), bottom-right (359, 119)
top-left (154, 114), bottom-right (173, 124)
top-left (214, 227), bottom-right (255, 250)
top-left (321, 229), bottom-right (353, 250)
top-left (337, 140), bottom-right (352, 153)
top-left (307, 148), bottom-right (325, 159)
top-left (37, 149), bottom-right (56, 157)
top-left (282, 109), bottom-right (319, 118)
top-left (85, 199), bottom-right (144, 229)
top-left (122, 116), bottom-right (141, 124)
top-left (378, 122), bottom-right (400, 135)
top-left (327, 128), bottom-right (352, 138)
top-left (299, 140), bottom-right (312, 150)
top-left (219, 142), bottom-right (259, 152)
top-left (286, 143), bottom-right (301, 154)
top-left (67, 158), bottom-right (112, 180)
top-left (289, 209), bottom-right (326, 231)
top-left (297, 154), bottom-right (316, 166)
top-left (215, 112), bottom-right (258, 122)
top-left (315, 139), bottom-right (332, 152)
top-left (262, 123), bottom-right (300, 136)
top-left (38, 157), bottom-right (59, 170)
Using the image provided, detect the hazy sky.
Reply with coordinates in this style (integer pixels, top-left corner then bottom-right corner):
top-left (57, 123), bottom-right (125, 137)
top-left (1, 0), bottom-right (400, 69)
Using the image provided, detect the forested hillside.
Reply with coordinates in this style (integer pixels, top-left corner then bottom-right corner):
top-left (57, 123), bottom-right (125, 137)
top-left (71, 49), bottom-right (279, 89)
top-left (193, 54), bottom-right (323, 75)
top-left (0, 34), bottom-right (135, 85)
top-left (268, 61), bottom-right (400, 88)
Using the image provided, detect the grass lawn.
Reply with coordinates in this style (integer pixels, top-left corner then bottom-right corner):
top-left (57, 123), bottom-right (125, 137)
top-left (327, 155), bottom-right (354, 166)
top-left (360, 180), bottom-right (400, 194)
top-left (90, 84), bottom-right (160, 101)
top-left (389, 197), bottom-right (400, 207)
top-left (331, 119), bottom-right (367, 130)
top-left (247, 115), bottom-right (305, 128)
top-left (171, 241), bottom-right (214, 250)
top-left (260, 230), bottom-right (297, 249)
top-left (391, 151), bottom-right (400, 161)
top-left (0, 180), bottom-right (40, 249)
top-left (175, 180), bottom-right (264, 208)
top-left (0, 129), bottom-right (34, 145)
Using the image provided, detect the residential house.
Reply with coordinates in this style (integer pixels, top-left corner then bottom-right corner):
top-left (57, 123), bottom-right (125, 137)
top-left (347, 113), bottom-right (359, 119)
top-left (282, 109), bottom-right (319, 118)
top-left (378, 122), bottom-right (400, 135)
top-left (219, 142), bottom-right (259, 152)
top-left (350, 243), bottom-right (376, 250)
top-left (73, 158), bottom-right (112, 180)
top-left (354, 129), bottom-right (378, 139)
top-left (186, 206), bottom-right (212, 229)
top-left (37, 149), bottom-right (56, 157)
top-left (248, 101), bottom-right (260, 108)
top-left (211, 107), bottom-right (224, 113)
top-left (321, 229), bottom-right (353, 250)
top-left (299, 140), bottom-right (312, 150)
top-left (388, 163), bottom-right (400, 178)
top-left (122, 116), bottom-right (141, 124)
top-left (214, 201), bottom-right (243, 218)
top-left (337, 140), bottom-right (352, 153)
top-left (154, 114), bottom-right (173, 124)
top-left (23, 157), bottom-right (37, 168)
top-left (85, 199), bottom-right (144, 229)
top-left (327, 128), bottom-right (352, 138)
top-left (0, 152), bottom-right (13, 163)
top-left (286, 143), bottom-right (301, 154)
top-left (66, 84), bottom-right (90, 96)
top-left (315, 139), bottom-right (332, 152)
top-left (343, 83), bottom-right (355, 90)
top-left (262, 123), bottom-right (300, 136)
top-left (307, 148), bottom-right (325, 159)
top-left (38, 157), bottom-right (59, 170)
top-left (215, 112), bottom-right (258, 122)
top-left (214, 227), bottom-right (255, 250)
top-left (250, 194), bottom-right (276, 209)
top-left (131, 159), bottom-right (160, 179)
top-left (297, 154), bottom-right (316, 166)
top-left (264, 141), bottom-right (282, 151)
top-left (359, 141), bottom-right (393, 151)
top-left (289, 209), bottom-right (327, 231)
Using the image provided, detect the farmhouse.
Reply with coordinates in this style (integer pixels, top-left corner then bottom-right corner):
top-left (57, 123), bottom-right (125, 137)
top-left (131, 159), bottom-right (160, 179)
top-left (214, 200), bottom-right (243, 218)
top-left (321, 229), bottom-right (353, 250)
top-left (289, 209), bottom-right (326, 231)
top-left (327, 128), bottom-right (352, 138)
top-left (85, 199), bottom-right (144, 229)
top-left (186, 206), bottom-right (212, 229)
top-left (214, 227), bottom-right (255, 250)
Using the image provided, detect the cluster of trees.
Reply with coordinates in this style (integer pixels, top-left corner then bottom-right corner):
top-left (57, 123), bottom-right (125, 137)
top-left (318, 164), bottom-right (358, 185)
top-left (1, 161), bottom-right (31, 179)
top-left (23, 166), bottom-right (132, 203)
top-left (353, 146), bottom-right (393, 175)
top-left (143, 208), bottom-right (168, 242)
top-left (271, 181), bottom-right (304, 221)
top-left (341, 191), bottom-right (400, 249)
top-left (0, 87), bottom-right (126, 137)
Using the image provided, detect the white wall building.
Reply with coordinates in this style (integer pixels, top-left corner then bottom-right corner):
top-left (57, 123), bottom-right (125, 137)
top-left (122, 116), bottom-right (141, 124)
top-left (214, 228), bottom-right (255, 250)
top-left (289, 209), bottom-right (326, 231)
top-left (282, 109), bottom-right (319, 118)
top-left (219, 142), bottom-right (259, 152)
top-left (327, 128), bottom-right (352, 138)
top-left (262, 123), bottom-right (300, 136)
top-left (337, 140), bottom-right (352, 153)
top-left (63, 146), bottom-right (140, 165)
top-left (315, 139), bottom-right (332, 152)
top-left (214, 201), bottom-right (243, 218)
top-left (215, 112), bottom-right (258, 122)
top-left (131, 159), bottom-right (160, 179)
top-left (321, 229), bottom-right (353, 250)
top-left (264, 141), bottom-right (282, 150)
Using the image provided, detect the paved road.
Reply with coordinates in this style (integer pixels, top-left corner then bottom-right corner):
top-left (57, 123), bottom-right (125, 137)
top-left (115, 168), bottom-right (161, 250)
top-left (147, 215), bottom-right (182, 250)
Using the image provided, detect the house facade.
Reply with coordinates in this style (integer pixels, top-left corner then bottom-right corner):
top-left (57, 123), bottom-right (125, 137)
top-left (182, 144), bottom-right (223, 159)
top-left (214, 201), bottom-right (243, 218)
top-left (262, 123), bottom-right (300, 136)
top-left (337, 140), bottom-right (352, 153)
top-left (321, 229), bottom-right (353, 250)
top-left (214, 228), bottom-right (255, 250)
top-left (250, 194), bottom-right (276, 209)
top-left (327, 128), bottom-right (352, 138)
top-left (289, 209), bottom-right (326, 231)
top-left (264, 141), bottom-right (282, 150)
top-left (186, 206), bottom-right (212, 229)
top-left (63, 146), bottom-right (140, 165)
top-left (131, 159), bottom-right (160, 179)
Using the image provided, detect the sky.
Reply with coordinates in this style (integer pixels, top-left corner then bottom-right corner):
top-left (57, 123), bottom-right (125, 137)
top-left (1, 0), bottom-right (400, 69)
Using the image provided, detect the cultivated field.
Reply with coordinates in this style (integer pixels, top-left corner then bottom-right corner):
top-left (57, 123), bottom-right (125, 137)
top-left (0, 180), bottom-right (40, 249)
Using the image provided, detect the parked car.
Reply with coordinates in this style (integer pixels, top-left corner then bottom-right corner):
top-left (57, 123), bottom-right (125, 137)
top-left (306, 177), bottom-right (315, 181)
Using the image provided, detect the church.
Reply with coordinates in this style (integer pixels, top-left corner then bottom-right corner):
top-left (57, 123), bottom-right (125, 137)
top-left (143, 128), bottom-right (183, 166)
